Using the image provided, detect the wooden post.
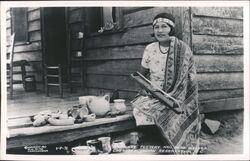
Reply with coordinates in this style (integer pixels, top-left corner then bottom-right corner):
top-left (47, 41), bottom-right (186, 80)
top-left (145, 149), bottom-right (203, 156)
top-left (59, 64), bottom-right (63, 98)
top-left (44, 64), bottom-right (49, 96)
top-left (181, 7), bottom-right (192, 48)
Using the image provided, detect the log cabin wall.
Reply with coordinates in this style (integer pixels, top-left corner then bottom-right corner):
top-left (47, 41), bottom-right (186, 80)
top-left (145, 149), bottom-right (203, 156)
top-left (191, 7), bottom-right (243, 113)
top-left (84, 7), bottom-right (243, 113)
top-left (6, 8), bottom-right (43, 89)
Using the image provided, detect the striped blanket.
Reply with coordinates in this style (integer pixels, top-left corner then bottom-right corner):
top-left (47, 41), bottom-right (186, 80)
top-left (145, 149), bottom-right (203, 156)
top-left (131, 37), bottom-right (200, 154)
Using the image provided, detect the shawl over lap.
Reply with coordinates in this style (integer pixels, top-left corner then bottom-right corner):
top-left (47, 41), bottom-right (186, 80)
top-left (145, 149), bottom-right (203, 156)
top-left (131, 37), bottom-right (201, 154)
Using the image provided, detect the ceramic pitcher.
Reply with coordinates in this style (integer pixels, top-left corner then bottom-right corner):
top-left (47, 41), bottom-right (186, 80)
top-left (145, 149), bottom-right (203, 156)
top-left (87, 95), bottom-right (110, 117)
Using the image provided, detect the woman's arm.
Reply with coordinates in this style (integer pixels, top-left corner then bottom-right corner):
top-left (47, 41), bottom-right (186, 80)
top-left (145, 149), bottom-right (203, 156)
top-left (137, 66), bottom-right (150, 96)
top-left (139, 66), bottom-right (150, 78)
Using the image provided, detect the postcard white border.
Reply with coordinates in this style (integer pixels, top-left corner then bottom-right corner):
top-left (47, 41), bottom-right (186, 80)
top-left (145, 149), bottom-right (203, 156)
top-left (1, 1), bottom-right (249, 160)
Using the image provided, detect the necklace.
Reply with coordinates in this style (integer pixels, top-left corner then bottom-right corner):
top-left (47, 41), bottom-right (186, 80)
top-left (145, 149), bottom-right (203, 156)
top-left (159, 44), bottom-right (169, 54)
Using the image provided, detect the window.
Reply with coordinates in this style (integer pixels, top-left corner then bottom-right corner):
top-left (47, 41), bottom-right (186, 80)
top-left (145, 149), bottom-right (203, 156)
top-left (11, 8), bottom-right (29, 43)
top-left (86, 7), bottom-right (123, 35)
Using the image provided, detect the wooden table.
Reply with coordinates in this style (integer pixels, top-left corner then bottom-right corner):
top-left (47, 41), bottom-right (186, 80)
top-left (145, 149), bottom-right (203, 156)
top-left (7, 104), bottom-right (136, 150)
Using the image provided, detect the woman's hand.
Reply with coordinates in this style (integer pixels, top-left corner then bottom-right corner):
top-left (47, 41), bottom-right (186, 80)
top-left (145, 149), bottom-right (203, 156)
top-left (134, 89), bottom-right (151, 98)
top-left (138, 89), bottom-right (150, 96)
top-left (139, 66), bottom-right (149, 77)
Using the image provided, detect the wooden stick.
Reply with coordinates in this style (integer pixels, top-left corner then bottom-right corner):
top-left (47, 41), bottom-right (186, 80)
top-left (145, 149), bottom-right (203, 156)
top-left (131, 72), bottom-right (183, 114)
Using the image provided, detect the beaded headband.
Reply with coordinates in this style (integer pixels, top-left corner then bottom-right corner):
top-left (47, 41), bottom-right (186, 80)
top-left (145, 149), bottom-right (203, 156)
top-left (153, 18), bottom-right (175, 28)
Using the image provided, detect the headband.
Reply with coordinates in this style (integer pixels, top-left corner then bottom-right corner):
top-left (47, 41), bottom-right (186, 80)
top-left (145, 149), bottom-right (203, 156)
top-left (153, 18), bottom-right (175, 28)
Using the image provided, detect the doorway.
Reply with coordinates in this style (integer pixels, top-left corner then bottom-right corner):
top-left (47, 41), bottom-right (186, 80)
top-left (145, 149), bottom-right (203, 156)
top-left (42, 7), bottom-right (67, 66)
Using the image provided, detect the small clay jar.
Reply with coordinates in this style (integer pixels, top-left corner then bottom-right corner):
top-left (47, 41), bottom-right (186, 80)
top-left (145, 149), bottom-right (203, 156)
top-left (114, 99), bottom-right (126, 114)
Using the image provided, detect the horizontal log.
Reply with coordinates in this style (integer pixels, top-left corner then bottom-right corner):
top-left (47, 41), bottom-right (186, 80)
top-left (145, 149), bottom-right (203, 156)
top-left (124, 7), bottom-right (173, 28)
top-left (87, 54), bottom-right (243, 75)
top-left (86, 72), bottom-right (243, 93)
top-left (13, 51), bottom-right (42, 62)
top-left (195, 55), bottom-right (243, 72)
top-left (200, 97), bottom-right (243, 113)
top-left (197, 72), bottom-right (243, 90)
top-left (28, 20), bottom-right (40, 32)
top-left (86, 59), bottom-right (141, 75)
top-left (198, 88), bottom-right (243, 101)
top-left (14, 41), bottom-right (41, 53)
top-left (192, 17), bottom-right (243, 36)
top-left (191, 7), bottom-right (243, 19)
top-left (86, 25), bottom-right (155, 49)
top-left (29, 31), bottom-right (41, 41)
top-left (86, 55), bottom-right (243, 75)
top-left (28, 9), bottom-right (40, 21)
top-left (86, 45), bottom-right (145, 60)
top-left (86, 74), bottom-right (140, 91)
top-left (193, 35), bottom-right (243, 54)
top-left (68, 9), bottom-right (83, 23)
top-left (85, 54), bottom-right (243, 74)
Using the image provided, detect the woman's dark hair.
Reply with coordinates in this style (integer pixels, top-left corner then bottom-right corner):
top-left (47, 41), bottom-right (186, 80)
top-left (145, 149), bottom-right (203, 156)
top-left (151, 12), bottom-right (176, 37)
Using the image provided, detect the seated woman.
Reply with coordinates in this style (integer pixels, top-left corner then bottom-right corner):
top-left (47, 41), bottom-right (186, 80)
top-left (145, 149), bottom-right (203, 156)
top-left (131, 13), bottom-right (201, 154)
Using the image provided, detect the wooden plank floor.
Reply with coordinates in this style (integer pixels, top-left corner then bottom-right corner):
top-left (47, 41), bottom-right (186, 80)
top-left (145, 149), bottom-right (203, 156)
top-left (7, 86), bottom-right (80, 119)
top-left (5, 86), bottom-right (136, 150)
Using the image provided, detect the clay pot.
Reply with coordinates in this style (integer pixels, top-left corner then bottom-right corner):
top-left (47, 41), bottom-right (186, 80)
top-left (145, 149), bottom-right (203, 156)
top-left (114, 99), bottom-right (126, 114)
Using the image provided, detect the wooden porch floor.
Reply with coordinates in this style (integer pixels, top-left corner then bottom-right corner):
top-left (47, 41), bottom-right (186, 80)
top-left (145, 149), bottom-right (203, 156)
top-left (7, 85), bottom-right (84, 119)
top-left (6, 85), bottom-right (137, 152)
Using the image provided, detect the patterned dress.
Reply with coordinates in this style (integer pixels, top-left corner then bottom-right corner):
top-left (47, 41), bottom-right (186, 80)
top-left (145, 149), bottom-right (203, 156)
top-left (131, 36), bottom-right (201, 154)
top-left (133, 42), bottom-right (168, 125)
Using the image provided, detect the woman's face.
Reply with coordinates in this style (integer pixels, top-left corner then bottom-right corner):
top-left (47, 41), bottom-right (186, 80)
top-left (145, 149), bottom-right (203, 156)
top-left (153, 22), bottom-right (171, 42)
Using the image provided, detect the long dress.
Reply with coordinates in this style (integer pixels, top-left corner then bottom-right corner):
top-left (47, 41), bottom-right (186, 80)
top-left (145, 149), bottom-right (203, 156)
top-left (131, 36), bottom-right (201, 154)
